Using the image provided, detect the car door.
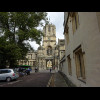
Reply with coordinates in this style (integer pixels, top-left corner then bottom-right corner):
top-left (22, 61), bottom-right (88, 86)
top-left (0, 70), bottom-right (5, 80)
top-left (0, 70), bottom-right (8, 80)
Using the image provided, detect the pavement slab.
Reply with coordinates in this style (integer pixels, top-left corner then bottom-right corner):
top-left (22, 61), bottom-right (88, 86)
top-left (54, 72), bottom-right (68, 87)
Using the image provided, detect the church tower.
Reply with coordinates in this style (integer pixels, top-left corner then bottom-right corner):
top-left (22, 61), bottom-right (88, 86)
top-left (37, 23), bottom-right (58, 70)
top-left (42, 23), bottom-right (56, 47)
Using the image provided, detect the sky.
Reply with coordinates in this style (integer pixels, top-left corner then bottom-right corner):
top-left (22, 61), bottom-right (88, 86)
top-left (29, 12), bottom-right (64, 50)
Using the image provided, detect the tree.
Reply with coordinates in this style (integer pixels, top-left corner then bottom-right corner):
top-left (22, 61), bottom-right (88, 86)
top-left (0, 12), bottom-right (48, 68)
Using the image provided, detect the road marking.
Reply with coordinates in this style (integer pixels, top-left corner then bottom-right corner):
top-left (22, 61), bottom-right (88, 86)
top-left (8, 80), bottom-right (22, 85)
top-left (0, 80), bottom-right (22, 87)
top-left (47, 74), bottom-right (55, 87)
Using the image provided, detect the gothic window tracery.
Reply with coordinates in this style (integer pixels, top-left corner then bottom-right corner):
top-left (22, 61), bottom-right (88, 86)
top-left (47, 46), bottom-right (52, 55)
top-left (52, 27), bottom-right (54, 34)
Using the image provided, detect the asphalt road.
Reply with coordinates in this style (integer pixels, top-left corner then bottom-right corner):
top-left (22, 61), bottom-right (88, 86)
top-left (0, 73), bottom-right (52, 87)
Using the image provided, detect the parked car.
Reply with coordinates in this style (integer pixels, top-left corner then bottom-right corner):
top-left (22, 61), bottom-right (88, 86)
top-left (0, 69), bottom-right (19, 82)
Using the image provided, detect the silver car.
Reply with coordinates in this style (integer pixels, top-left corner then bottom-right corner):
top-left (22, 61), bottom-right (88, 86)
top-left (0, 69), bottom-right (19, 82)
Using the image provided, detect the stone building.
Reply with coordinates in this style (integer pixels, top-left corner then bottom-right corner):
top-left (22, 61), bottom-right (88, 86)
top-left (58, 39), bottom-right (65, 70)
top-left (37, 23), bottom-right (59, 70)
top-left (18, 50), bottom-right (37, 69)
top-left (61, 12), bottom-right (100, 87)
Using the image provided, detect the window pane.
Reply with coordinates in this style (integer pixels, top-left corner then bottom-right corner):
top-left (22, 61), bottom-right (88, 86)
top-left (8, 70), bottom-right (11, 73)
top-left (74, 48), bottom-right (85, 79)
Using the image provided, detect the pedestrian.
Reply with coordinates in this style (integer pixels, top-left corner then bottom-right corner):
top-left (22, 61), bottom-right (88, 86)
top-left (35, 67), bottom-right (37, 73)
top-left (27, 68), bottom-right (31, 75)
top-left (50, 68), bottom-right (52, 73)
top-left (25, 68), bottom-right (31, 75)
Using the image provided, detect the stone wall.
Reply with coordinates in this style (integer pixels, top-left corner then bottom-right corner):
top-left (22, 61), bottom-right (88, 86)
top-left (63, 12), bottom-right (100, 87)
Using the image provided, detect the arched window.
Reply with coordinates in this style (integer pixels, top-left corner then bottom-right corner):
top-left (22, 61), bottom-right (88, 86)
top-left (47, 46), bottom-right (52, 55)
top-left (52, 27), bottom-right (54, 34)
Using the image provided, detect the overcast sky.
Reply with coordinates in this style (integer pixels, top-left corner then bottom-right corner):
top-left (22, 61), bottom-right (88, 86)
top-left (29, 12), bottom-right (64, 50)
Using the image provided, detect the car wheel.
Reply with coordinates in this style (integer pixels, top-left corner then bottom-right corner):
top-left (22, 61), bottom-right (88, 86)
top-left (6, 77), bottom-right (11, 82)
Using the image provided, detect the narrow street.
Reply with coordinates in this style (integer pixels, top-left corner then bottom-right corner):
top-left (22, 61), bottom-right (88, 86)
top-left (0, 69), bottom-right (68, 87)
top-left (0, 72), bottom-right (52, 87)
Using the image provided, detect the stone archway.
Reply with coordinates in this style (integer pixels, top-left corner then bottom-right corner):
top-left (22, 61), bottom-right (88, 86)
top-left (46, 59), bottom-right (53, 69)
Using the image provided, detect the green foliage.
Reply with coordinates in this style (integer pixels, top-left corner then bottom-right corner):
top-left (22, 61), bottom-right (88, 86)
top-left (0, 12), bottom-right (48, 68)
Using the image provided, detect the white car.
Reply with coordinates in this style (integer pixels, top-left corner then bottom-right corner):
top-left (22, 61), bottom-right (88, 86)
top-left (0, 69), bottom-right (19, 82)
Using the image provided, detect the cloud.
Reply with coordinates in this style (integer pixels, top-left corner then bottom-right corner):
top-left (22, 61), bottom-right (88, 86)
top-left (47, 12), bottom-right (64, 43)
top-left (29, 41), bottom-right (40, 51)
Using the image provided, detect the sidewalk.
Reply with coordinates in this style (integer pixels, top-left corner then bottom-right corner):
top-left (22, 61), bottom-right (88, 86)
top-left (48, 72), bottom-right (68, 87)
top-left (54, 72), bottom-right (68, 87)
